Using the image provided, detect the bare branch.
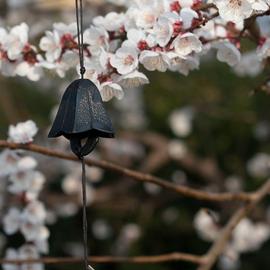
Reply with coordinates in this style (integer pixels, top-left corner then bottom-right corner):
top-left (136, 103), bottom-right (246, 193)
top-left (0, 140), bottom-right (253, 202)
top-left (198, 179), bottom-right (270, 270)
top-left (0, 252), bottom-right (204, 265)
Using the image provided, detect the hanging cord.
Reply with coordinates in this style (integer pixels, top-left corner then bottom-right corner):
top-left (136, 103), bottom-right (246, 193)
top-left (75, 0), bottom-right (85, 78)
top-left (81, 157), bottom-right (89, 270)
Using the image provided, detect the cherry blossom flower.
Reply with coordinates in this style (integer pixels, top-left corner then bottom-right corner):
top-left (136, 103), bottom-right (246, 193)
top-left (215, 42), bottom-right (241, 66)
top-left (0, 150), bottom-right (20, 177)
top-left (15, 54), bottom-right (44, 81)
top-left (231, 218), bottom-right (270, 253)
top-left (92, 219), bottom-right (112, 240)
top-left (3, 208), bottom-right (21, 235)
top-left (20, 222), bottom-right (49, 243)
top-left (139, 50), bottom-right (170, 71)
top-left (213, 0), bottom-right (253, 24)
top-left (2, 23), bottom-right (29, 61)
top-left (83, 26), bottom-right (109, 49)
top-left (152, 16), bottom-right (174, 47)
top-left (234, 51), bottom-right (262, 77)
top-left (193, 209), bottom-right (220, 242)
top-left (117, 70), bottom-right (149, 88)
top-left (22, 201), bottom-right (46, 224)
top-left (179, 0), bottom-right (197, 8)
top-left (135, 7), bottom-right (158, 29)
top-left (247, 153), bottom-right (270, 178)
top-left (3, 244), bottom-right (44, 270)
top-left (124, 28), bottom-right (156, 49)
top-left (172, 32), bottom-right (202, 57)
top-left (180, 7), bottom-right (199, 29)
top-left (0, 0), bottom-right (270, 90)
top-left (169, 53), bottom-right (199, 75)
top-left (39, 30), bottom-right (61, 62)
top-left (168, 139), bottom-right (187, 159)
top-left (100, 82), bottom-right (124, 101)
top-left (53, 22), bottom-right (77, 36)
top-left (248, 0), bottom-right (270, 12)
top-left (8, 120), bottom-right (38, 144)
top-left (8, 170), bottom-right (45, 200)
top-left (93, 12), bottom-right (125, 32)
top-left (110, 46), bottom-right (139, 74)
top-left (169, 107), bottom-right (194, 136)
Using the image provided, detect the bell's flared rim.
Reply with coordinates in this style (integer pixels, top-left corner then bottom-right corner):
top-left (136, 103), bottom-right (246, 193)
top-left (48, 128), bottom-right (114, 139)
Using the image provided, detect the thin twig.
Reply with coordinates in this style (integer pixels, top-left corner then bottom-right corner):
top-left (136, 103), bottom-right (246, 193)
top-left (0, 140), bottom-right (253, 202)
top-left (198, 179), bottom-right (270, 270)
top-left (0, 252), bottom-right (204, 265)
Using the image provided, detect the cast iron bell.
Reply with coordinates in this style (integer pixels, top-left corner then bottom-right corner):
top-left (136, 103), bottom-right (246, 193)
top-left (48, 78), bottom-right (114, 158)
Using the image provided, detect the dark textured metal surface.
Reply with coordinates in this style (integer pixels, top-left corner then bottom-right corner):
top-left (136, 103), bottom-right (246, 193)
top-left (48, 79), bottom-right (114, 139)
top-left (48, 78), bottom-right (114, 157)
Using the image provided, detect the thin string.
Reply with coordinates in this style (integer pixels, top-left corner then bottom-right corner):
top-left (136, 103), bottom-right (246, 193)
top-left (75, 0), bottom-right (85, 78)
top-left (81, 157), bottom-right (89, 270)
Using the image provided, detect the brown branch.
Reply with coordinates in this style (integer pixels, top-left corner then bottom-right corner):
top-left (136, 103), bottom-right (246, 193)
top-left (0, 252), bottom-right (204, 265)
top-left (198, 179), bottom-right (270, 270)
top-left (121, 131), bottom-right (225, 183)
top-left (0, 140), bottom-right (253, 202)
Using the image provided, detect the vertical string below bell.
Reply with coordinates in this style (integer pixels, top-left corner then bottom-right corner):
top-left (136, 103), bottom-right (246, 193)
top-left (75, 1), bottom-right (89, 270)
top-left (81, 157), bottom-right (89, 270)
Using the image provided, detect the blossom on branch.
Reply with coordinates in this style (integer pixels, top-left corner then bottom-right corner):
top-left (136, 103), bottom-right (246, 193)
top-left (0, 0), bottom-right (269, 100)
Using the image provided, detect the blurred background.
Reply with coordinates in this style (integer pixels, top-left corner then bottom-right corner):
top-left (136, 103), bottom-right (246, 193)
top-left (0, 1), bottom-right (270, 270)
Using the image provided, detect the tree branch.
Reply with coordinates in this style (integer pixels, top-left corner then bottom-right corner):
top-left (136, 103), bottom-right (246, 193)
top-left (0, 252), bottom-right (204, 265)
top-left (0, 140), bottom-right (253, 202)
top-left (198, 179), bottom-right (270, 270)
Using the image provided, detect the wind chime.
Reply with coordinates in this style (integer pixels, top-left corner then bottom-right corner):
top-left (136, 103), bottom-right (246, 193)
top-left (48, 0), bottom-right (114, 269)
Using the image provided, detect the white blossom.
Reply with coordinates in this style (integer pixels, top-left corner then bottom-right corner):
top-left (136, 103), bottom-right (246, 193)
top-left (169, 107), bottom-right (194, 137)
top-left (8, 120), bottom-right (38, 144)
top-left (215, 42), bottom-right (241, 66)
top-left (231, 218), bottom-right (270, 253)
top-left (92, 219), bottom-right (112, 240)
top-left (139, 50), bottom-right (170, 71)
top-left (118, 70), bottom-right (149, 88)
top-left (168, 139), bottom-right (187, 159)
top-left (180, 7), bottom-right (199, 29)
top-left (0, 150), bottom-right (20, 177)
top-left (248, 0), bottom-right (270, 11)
top-left (214, 0), bottom-right (253, 24)
top-left (93, 12), bottom-right (125, 31)
top-left (135, 7), bottom-right (158, 29)
top-left (53, 22), bottom-right (77, 36)
top-left (83, 26), bottom-right (109, 49)
top-left (152, 16), bottom-right (173, 47)
top-left (17, 156), bottom-right (37, 171)
top-left (3, 208), bottom-right (21, 235)
top-left (193, 209), bottom-right (220, 242)
top-left (100, 82), bottom-right (124, 101)
top-left (8, 170), bottom-right (45, 200)
top-left (39, 30), bottom-right (61, 62)
top-left (15, 59), bottom-right (44, 81)
top-left (169, 53), bottom-right (199, 75)
top-left (110, 46), bottom-right (139, 74)
top-left (172, 32), bottom-right (202, 57)
top-left (247, 153), bottom-right (270, 178)
top-left (2, 23), bottom-right (29, 60)
top-left (234, 51), bottom-right (262, 76)
top-left (22, 201), bottom-right (46, 224)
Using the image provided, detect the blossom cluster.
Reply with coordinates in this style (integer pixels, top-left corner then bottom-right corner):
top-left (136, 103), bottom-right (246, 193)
top-left (0, 0), bottom-right (269, 101)
top-left (0, 121), bottom-right (49, 270)
top-left (194, 209), bottom-right (270, 269)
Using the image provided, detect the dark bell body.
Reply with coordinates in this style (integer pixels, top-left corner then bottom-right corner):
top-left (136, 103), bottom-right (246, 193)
top-left (48, 79), bottom-right (114, 158)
